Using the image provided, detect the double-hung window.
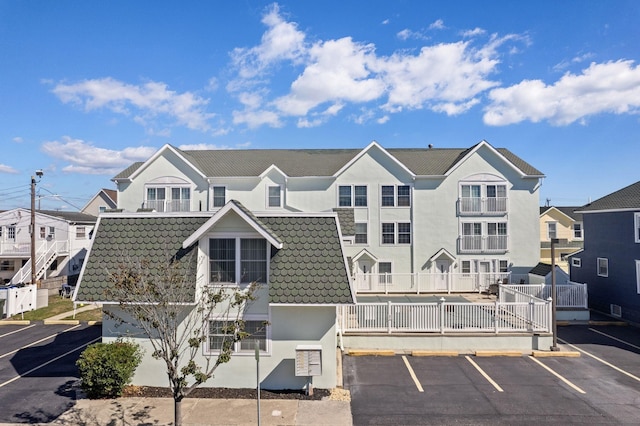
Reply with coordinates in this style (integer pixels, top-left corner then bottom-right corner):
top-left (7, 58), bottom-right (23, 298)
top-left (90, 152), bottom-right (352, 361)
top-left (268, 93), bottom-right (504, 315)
top-left (209, 238), bottom-right (267, 285)
top-left (355, 222), bottom-right (368, 244)
top-left (635, 213), bottom-right (640, 243)
top-left (597, 258), bottom-right (608, 277)
top-left (338, 185), bottom-right (367, 207)
top-left (208, 316), bottom-right (269, 354)
top-left (547, 222), bottom-right (557, 239)
top-left (381, 185), bottom-right (410, 207)
top-left (573, 222), bottom-right (583, 240)
top-left (76, 226), bottom-right (86, 239)
top-left (7, 226), bottom-right (16, 240)
top-left (212, 186), bottom-right (226, 208)
top-left (381, 222), bottom-right (411, 245)
top-left (268, 186), bottom-right (282, 208)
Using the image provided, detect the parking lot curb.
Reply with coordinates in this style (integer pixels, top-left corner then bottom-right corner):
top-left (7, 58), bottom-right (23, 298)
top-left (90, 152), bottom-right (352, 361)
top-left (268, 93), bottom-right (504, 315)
top-left (475, 350), bottom-right (523, 357)
top-left (347, 349), bottom-right (396, 356)
top-left (532, 350), bottom-right (581, 357)
top-left (588, 320), bottom-right (627, 326)
top-left (43, 319), bottom-right (80, 325)
top-left (0, 320), bottom-right (30, 325)
top-left (411, 350), bottom-right (459, 357)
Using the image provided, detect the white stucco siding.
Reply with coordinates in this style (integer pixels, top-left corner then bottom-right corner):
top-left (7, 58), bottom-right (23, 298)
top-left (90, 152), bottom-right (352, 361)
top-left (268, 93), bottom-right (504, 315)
top-left (104, 305), bottom-right (338, 390)
top-left (118, 150), bottom-right (209, 212)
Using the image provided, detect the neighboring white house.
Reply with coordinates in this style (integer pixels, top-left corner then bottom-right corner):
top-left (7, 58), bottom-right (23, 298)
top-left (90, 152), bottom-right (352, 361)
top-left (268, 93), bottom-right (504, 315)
top-left (75, 139), bottom-right (544, 390)
top-left (81, 188), bottom-right (118, 216)
top-left (0, 208), bottom-right (96, 285)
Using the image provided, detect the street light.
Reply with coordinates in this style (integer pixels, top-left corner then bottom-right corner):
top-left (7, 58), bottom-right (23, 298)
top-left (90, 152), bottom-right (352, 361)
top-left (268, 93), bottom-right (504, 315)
top-left (550, 238), bottom-right (559, 351)
top-left (30, 170), bottom-right (43, 286)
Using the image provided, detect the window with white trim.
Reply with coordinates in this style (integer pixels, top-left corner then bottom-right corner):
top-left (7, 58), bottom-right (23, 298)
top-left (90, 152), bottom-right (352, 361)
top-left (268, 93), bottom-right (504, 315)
top-left (355, 222), bottom-right (368, 244)
top-left (636, 260), bottom-right (640, 294)
top-left (381, 185), bottom-right (410, 207)
top-left (209, 238), bottom-right (268, 284)
top-left (573, 222), bottom-right (583, 240)
top-left (145, 185), bottom-right (191, 212)
top-left (459, 182), bottom-right (507, 214)
top-left (499, 260), bottom-right (508, 273)
top-left (207, 317), bottom-right (269, 354)
top-left (461, 260), bottom-right (471, 275)
top-left (338, 185), bottom-right (367, 207)
top-left (571, 258), bottom-right (581, 267)
top-left (212, 186), bottom-right (226, 208)
top-left (39, 226), bottom-right (46, 239)
top-left (597, 257), bottom-right (608, 277)
top-left (76, 226), bottom-right (86, 239)
top-left (268, 186), bottom-right (282, 208)
top-left (635, 213), bottom-right (640, 243)
top-left (7, 226), bottom-right (16, 240)
top-left (381, 222), bottom-right (411, 245)
top-left (0, 260), bottom-right (14, 271)
top-left (378, 262), bottom-right (392, 284)
top-left (547, 222), bottom-right (557, 239)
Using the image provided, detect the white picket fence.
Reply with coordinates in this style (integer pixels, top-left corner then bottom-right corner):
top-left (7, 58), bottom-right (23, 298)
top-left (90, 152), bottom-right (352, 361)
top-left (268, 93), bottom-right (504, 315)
top-left (337, 299), bottom-right (551, 334)
top-left (500, 283), bottom-right (588, 308)
top-left (0, 284), bottom-right (38, 318)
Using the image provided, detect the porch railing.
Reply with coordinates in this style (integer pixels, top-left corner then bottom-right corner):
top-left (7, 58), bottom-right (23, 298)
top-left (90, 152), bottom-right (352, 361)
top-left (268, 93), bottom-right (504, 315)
top-left (458, 235), bottom-right (508, 253)
top-left (10, 240), bottom-right (67, 285)
top-left (143, 199), bottom-right (191, 212)
top-left (354, 272), bottom-right (511, 294)
top-left (337, 299), bottom-right (551, 334)
top-left (501, 283), bottom-right (588, 309)
top-left (458, 197), bottom-right (508, 215)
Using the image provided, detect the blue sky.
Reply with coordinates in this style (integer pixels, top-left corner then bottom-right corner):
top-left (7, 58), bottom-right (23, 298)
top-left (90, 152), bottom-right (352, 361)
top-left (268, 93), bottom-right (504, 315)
top-left (1, 0), bottom-right (639, 211)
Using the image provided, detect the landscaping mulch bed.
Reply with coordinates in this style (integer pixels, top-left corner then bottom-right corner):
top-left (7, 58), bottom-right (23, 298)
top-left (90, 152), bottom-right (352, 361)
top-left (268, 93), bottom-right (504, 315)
top-left (122, 385), bottom-right (331, 401)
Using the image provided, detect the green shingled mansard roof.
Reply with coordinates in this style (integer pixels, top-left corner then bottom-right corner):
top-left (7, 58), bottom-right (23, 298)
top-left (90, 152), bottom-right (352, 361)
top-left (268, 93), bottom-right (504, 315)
top-left (76, 214), bottom-right (353, 305)
top-left (112, 143), bottom-right (543, 180)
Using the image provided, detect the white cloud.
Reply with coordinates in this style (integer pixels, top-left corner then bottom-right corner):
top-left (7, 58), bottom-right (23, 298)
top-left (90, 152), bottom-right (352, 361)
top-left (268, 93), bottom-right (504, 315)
top-left (396, 28), bottom-right (428, 41)
top-left (178, 143), bottom-right (234, 150)
top-left (12, 137), bottom-right (23, 143)
top-left (381, 19), bottom-right (390, 25)
top-left (0, 164), bottom-right (18, 174)
top-left (428, 19), bottom-right (445, 30)
top-left (273, 37), bottom-right (385, 116)
top-left (52, 77), bottom-right (214, 132)
top-left (41, 136), bottom-right (157, 175)
top-left (461, 27), bottom-right (486, 38)
top-left (484, 60), bottom-right (640, 126)
top-left (232, 108), bottom-right (282, 128)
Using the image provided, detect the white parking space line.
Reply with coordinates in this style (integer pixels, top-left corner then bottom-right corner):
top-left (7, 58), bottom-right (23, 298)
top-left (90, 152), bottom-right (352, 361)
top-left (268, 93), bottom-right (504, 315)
top-left (559, 337), bottom-right (640, 384)
top-left (402, 356), bottom-right (424, 392)
top-left (0, 324), bottom-right (82, 359)
top-left (0, 336), bottom-right (101, 389)
top-left (465, 356), bottom-right (503, 392)
top-left (0, 324), bottom-right (36, 338)
top-left (589, 328), bottom-right (640, 351)
top-left (528, 356), bottom-right (586, 394)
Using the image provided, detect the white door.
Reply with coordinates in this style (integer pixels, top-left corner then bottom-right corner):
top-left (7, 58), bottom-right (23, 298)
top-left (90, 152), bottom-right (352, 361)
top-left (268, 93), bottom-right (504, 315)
top-left (435, 260), bottom-right (450, 291)
top-left (479, 261), bottom-right (491, 291)
top-left (358, 260), bottom-right (374, 291)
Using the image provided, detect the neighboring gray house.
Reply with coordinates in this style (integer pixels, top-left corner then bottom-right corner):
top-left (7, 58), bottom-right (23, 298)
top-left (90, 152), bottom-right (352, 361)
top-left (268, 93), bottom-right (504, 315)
top-left (569, 181), bottom-right (640, 323)
top-left (75, 201), bottom-right (354, 389)
top-left (81, 188), bottom-right (118, 216)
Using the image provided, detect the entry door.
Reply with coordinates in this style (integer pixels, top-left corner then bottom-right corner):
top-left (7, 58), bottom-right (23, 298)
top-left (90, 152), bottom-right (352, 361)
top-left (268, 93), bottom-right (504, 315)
top-left (479, 261), bottom-right (491, 291)
top-left (358, 260), bottom-right (374, 291)
top-left (435, 260), bottom-right (450, 291)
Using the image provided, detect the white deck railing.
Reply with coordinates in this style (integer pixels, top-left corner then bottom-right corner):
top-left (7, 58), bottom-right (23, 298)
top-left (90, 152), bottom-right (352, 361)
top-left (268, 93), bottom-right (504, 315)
top-left (501, 283), bottom-right (588, 309)
top-left (354, 272), bottom-right (511, 294)
top-left (337, 299), bottom-right (551, 334)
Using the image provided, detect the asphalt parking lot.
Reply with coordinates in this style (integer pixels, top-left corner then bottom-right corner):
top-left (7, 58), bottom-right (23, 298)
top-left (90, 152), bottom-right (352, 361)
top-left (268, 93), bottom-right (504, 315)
top-left (0, 323), bottom-right (101, 424)
top-left (344, 324), bottom-right (640, 425)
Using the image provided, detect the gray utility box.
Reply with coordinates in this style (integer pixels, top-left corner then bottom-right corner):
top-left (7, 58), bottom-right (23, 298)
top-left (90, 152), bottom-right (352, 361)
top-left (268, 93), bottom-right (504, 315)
top-left (295, 345), bottom-right (322, 377)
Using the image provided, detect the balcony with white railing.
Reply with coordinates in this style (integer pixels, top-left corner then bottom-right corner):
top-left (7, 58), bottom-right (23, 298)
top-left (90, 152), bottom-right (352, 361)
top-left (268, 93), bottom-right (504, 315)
top-left (458, 235), bottom-right (508, 253)
top-left (354, 271), bottom-right (511, 294)
top-left (458, 197), bottom-right (508, 215)
top-left (143, 199), bottom-right (191, 212)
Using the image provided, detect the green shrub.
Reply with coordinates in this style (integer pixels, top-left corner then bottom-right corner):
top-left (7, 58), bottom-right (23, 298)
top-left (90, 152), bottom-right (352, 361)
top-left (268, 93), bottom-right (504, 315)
top-left (76, 340), bottom-right (142, 398)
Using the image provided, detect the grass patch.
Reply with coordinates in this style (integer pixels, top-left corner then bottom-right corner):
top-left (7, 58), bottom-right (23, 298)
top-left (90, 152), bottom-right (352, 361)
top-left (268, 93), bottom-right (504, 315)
top-left (63, 308), bottom-right (103, 322)
top-left (10, 295), bottom-right (73, 321)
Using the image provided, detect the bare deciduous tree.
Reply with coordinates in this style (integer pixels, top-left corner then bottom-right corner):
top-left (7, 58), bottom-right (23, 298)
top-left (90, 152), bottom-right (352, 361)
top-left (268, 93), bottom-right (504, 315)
top-left (105, 251), bottom-right (258, 426)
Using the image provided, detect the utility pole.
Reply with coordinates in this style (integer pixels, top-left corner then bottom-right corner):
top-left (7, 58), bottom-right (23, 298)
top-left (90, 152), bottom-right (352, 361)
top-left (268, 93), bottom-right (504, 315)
top-left (550, 238), bottom-right (559, 351)
top-left (30, 170), bottom-right (43, 286)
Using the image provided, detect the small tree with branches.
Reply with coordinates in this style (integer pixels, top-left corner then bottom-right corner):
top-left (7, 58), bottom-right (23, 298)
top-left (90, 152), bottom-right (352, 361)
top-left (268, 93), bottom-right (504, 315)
top-left (105, 251), bottom-right (258, 426)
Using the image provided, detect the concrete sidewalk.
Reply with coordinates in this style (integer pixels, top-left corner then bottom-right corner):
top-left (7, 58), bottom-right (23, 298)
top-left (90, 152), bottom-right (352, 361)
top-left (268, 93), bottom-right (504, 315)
top-left (28, 396), bottom-right (352, 425)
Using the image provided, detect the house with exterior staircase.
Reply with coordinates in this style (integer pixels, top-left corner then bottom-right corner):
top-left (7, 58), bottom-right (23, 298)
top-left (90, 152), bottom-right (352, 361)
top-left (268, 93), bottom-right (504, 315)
top-left (0, 208), bottom-right (96, 285)
top-left (75, 139), bottom-right (560, 389)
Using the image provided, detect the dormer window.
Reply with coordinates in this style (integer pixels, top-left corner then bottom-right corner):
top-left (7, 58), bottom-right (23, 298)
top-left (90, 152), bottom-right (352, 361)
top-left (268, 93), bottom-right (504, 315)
top-left (209, 238), bottom-right (268, 285)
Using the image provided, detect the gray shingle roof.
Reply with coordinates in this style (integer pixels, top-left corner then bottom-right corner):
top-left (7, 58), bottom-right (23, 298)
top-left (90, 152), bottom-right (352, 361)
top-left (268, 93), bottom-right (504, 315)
top-left (112, 143), bottom-right (543, 180)
top-left (76, 216), bottom-right (207, 302)
top-left (37, 210), bottom-right (97, 223)
top-left (261, 216), bottom-right (353, 304)
top-left (578, 181), bottom-right (640, 212)
top-left (76, 213), bottom-right (353, 305)
top-left (539, 206), bottom-right (582, 221)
